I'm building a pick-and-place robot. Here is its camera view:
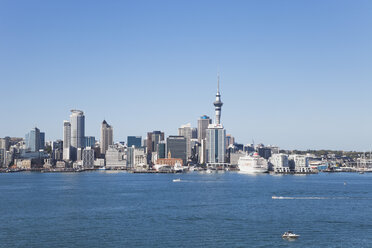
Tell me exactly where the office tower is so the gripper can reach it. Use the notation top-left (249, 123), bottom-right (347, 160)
top-left (167, 136), bottom-right (187, 165)
top-left (82, 147), bottom-right (95, 168)
top-left (85, 136), bottom-right (96, 148)
top-left (25, 127), bottom-right (41, 152)
top-left (39, 132), bottom-right (45, 150)
top-left (0, 137), bottom-right (10, 151)
top-left (197, 115), bottom-right (212, 143)
top-left (191, 128), bottom-right (198, 139)
top-left (52, 140), bottom-right (63, 161)
top-left (146, 131), bottom-right (164, 164)
top-left (226, 134), bottom-right (235, 147)
top-left (70, 110), bottom-right (85, 160)
top-left (127, 136), bottom-right (142, 148)
top-left (206, 74), bottom-right (226, 164)
top-left (157, 141), bottom-right (166, 159)
top-left (178, 123), bottom-right (192, 161)
top-left (100, 120), bottom-right (113, 155)
top-left (63, 120), bottom-right (71, 161)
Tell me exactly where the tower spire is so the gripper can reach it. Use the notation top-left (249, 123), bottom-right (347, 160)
top-left (213, 72), bottom-right (223, 125)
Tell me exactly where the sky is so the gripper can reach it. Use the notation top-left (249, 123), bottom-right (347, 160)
top-left (0, 0), bottom-right (372, 151)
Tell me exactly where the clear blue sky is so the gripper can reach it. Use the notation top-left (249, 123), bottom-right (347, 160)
top-left (1, 0), bottom-right (372, 151)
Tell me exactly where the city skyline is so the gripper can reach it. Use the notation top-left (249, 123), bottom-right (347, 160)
top-left (1, 1), bottom-right (372, 150)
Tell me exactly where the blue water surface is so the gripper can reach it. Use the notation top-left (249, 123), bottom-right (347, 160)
top-left (0, 172), bottom-right (371, 247)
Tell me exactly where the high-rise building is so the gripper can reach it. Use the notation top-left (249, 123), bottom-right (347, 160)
top-left (198, 115), bottom-right (212, 143)
top-left (178, 123), bottom-right (192, 161)
top-left (191, 128), bottom-right (198, 139)
top-left (127, 136), bottom-right (142, 148)
top-left (70, 110), bottom-right (85, 160)
top-left (0, 137), bottom-right (10, 151)
top-left (146, 131), bottom-right (164, 164)
top-left (157, 141), bottom-right (166, 159)
top-left (206, 74), bottom-right (226, 165)
top-left (63, 120), bottom-right (71, 161)
top-left (82, 147), bottom-right (95, 168)
top-left (85, 136), bottom-right (96, 148)
top-left (167, 136), bottom-right (187, 165)
top-left (39, 132), bottom-right (45, 150)
top-left (25, 127), bottom-right (41, 152)
top-left (100, 120), bottom-right (113, 155)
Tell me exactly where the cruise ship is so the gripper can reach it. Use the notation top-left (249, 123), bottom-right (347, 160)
top-left (238, 152), bottom-right (268, 174)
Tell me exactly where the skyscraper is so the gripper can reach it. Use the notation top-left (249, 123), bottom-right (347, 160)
top-left (70, 110), bottom-right (85, 161)
top-left (178, 123), bottom-right (192, 162)
top-left (127, 136), bottom-right (142, 148)
top-left (206, 74), bottom-right (226, 165)
top-left (146, 131), bottom-right (164, 164)
top-left (25, 127), bottom-right (41, 152)
top-left (167, 136), bottom-right (187, 165)
top-left (63, 120), bottom-right (71, 161)
top-left (100, 120), bottom-right (113, 155)
top-left (197, 115), bottom-right (212, 143)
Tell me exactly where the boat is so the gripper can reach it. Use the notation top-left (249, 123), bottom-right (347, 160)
top-left (98, 167), bottom-right (106, 170)
top-left (238, 152), bottom-right (268, 173)
top-left (282, 231), bottom-right (300, 239)
top-left (172, 178), bottom-right (181, 182)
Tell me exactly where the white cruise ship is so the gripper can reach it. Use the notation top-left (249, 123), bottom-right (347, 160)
top-left (238, 152), bottom-right (268, 174)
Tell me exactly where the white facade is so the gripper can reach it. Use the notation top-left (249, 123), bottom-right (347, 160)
top-left (63, 120), bottom-right (71, 161)
top-left (269, 153), bottom-right (290, 173)
top-left (70, 110), bottom-right (85, 150)
top-left (105, 145), bottom-right (126, 169)
top-left (178, 123), bottom-right (192, 161)
top-left (289, 154), bottom-right (311, 173)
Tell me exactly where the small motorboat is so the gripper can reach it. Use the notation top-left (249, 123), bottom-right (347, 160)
top-left (172, 178), bottom-right (181, 182)
top-left (282, 231), bottom-right (300, 239)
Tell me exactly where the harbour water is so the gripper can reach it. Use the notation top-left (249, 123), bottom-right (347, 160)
top-left (1, 172), bottom-right (372, 247)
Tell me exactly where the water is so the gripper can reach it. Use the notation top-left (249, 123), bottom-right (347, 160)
top-left (1, 172), bottom-right (372, 247)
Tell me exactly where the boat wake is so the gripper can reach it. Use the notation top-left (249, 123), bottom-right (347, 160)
top-left (272, 196), bottom-right (348, 200)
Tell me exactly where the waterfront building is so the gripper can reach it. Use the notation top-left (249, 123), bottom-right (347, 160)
top-left (156, 151), bottom-right (183, 166)
top-left (206, 74), bottom-right (226, 165)
top-left (70, 110), bottom-right (85, 160)
top-left (146, 131), bottom-right (164, 164)
top-left (157, 141), bottom-right (166, 159)
top-left (0, 149), bottom-right (4, 168)
top-left (63, 120), bottom-right (71, 161)
top-left (178, 123), bottom-right (192, 161)
top-left (127, 136), bottom-right (142, 148)
top-left (257, 147), bottom-right (272, 160)
top-left (105, 145), bottom-right (126, 169)
top-left (100, 120), bottom-right (113, 155)
top-left (167, 136), bottom-right (187, 165)
top-left (85, 136), bottom-right (96, 148)
top-left (197, 115), bottom-right (212, 143)
top-left (289, 154), bottom-right (311, 173)
top-left (25, 127), bottom-right (41, 152)
top-left (269, 153), bottom-right (290, 173)
top-left (82, 147), bottom-right (95, 168)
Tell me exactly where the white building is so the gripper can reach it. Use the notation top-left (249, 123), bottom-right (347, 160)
top-left (178, 123), bottom-right (192, 161)
top-left (289, 154), bottom-right (311, 173)
top-left (269, 153), bottom-right (290, 173)
top-left (105, 145), bottom-right (126, 169)
top-left (70, 110), bottom-right (85, 160)
top-left (63, 120), bottom-right (71, 161)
